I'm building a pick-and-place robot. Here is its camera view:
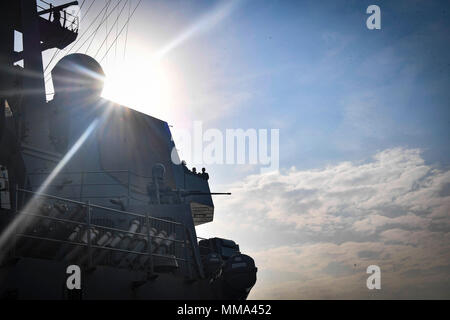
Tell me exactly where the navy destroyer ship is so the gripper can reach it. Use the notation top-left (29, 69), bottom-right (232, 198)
top-left (0, 1), bottom-right (257, 299)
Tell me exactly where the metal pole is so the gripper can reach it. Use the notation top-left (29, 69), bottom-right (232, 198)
top-left (79, 171), bottom-right (84, 201)
top-left (127, 171), bottom-right (130, 207)
top-left (87, 201), bottom-right (92, 268)
top-left (0, 3), bottom-right (14, 143)
top-left (182, 225), bottom-right (192, 279)
top-left (20, 0), bottom-right (46, 104)
top-left (155, 180), bottom-right (160, 205)
top-left (13, 184), bottom-right (19, 258)
top-left (145, 210), bottom-right (154, 276)
top-left (15, 183), bottom-right (19, 213)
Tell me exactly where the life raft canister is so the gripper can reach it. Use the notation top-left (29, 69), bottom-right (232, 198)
top-left (221, 254), bottom-right (257, 299)
top-left (202, 252), bottom-right (223, 278)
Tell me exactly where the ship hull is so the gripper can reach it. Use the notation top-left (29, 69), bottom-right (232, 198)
top-left (0, 257), bottom-right (219, 300)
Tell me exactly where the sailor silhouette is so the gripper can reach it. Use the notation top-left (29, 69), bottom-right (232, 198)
top-left (52, 10), bottom-right (61, 26)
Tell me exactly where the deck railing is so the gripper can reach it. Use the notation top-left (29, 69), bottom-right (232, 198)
top-left (37, 0), bottom-right (79, 32)
top-left (13, 187), bottom-right (195, 279)
top-left (27, 170), bottom-right (155, 206)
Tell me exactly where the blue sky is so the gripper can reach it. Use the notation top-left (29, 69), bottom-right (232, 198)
top-left (44, 0), bottom-right (450, 175)
top-left (96, 0), bottom-right (449, 182)
top-left (187, 0), bottom-right (450, 172)
top-left (42, 0), bottom-right (450, 299)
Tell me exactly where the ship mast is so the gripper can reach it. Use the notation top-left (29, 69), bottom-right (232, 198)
top-left (0, 0), bottom-right (79, 141)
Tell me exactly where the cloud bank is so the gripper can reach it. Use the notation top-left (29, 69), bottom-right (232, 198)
top-left (199, 148), bottom-right (450, 299)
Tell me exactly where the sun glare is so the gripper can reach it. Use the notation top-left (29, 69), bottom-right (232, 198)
top-left (101, 55), bottom-right (173, 120)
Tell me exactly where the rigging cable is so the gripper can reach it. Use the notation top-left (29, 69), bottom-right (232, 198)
top-left (123, 0), bottom-right (131, 59)
top-left (44, 0), bottom-right (139, 100)
top-left (99, 0), bottom-right (142, 64)
top-left (43, 0), bottom-right (100, 87)
top-left (93, 0), bottom-right (129, 60)
top-left (114, 1), bottom-right (120, 61)
top-left (44, 0), bottom-right (121, 85)
top-left (43, 0), bottom-right (91, 74)
top-left (71, 0), bottom-right (122, 57)
top-left (105, 0), bottom-right (108, 63)
top-left (85, 0), bottom-right (112, 54)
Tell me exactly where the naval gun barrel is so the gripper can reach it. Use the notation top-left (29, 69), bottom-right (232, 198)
top-left (179, 191), bottom-right (231, 197)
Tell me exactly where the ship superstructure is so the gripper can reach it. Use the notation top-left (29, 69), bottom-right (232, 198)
top-left (0, 1), bottom-right (256, 299)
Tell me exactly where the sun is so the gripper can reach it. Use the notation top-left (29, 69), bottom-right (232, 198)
top-left (101, 54), bottom-right (173, 120)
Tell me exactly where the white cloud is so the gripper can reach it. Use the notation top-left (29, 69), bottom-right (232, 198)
top-left (198, 147), bottom-right (450, 299)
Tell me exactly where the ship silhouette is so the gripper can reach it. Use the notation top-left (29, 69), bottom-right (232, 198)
top-left (0, 1), bottom-right (257, 299)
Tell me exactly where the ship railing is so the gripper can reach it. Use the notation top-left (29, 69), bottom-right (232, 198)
top-left (12, 187), bottom-right (195, 279)
top-left (37, 0), bottom-right (79, 32)
top-left (27, 170), bottom-right (156, 206)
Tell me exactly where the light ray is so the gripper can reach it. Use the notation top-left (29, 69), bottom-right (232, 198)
top-left (0, 118), bottom-right (101, 256)
top-left (155, 0), bottom-right (240, 59)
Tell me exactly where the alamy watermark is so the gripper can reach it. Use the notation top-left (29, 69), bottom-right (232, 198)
top-left (366, 265), bottom-right (381, 290)
top-left (66, 264), bottom-right (81, 290)
top-left (170, 121), bottom-right (280, 174)
top-left (366, 5), bottom-right (381, 30)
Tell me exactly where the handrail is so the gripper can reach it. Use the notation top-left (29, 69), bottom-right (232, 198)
top-left (14, 186), bottom-right (199, 276)
top-left (27, 170), bottom-right (153, 194)
top-left (15, 234), bottom-right (188, 262)
top-left (19, 210), bottom-right (186, 244)
top-left (27, 169), bottom-right (154, 179)
top-left (37, 0), bottom-right (79, 19)
top-left (36, 0), bottom-right (79, 34)
top-left (17, 188), bottom-right (180, 225)
top-left (26, 169), bottom-right (164, 206)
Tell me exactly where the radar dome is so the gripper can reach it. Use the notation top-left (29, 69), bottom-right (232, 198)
top-left (51, 53), bottom-right (105, 97)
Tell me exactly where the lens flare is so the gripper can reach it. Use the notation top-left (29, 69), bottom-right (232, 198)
top-left (0, 118), bottom-right (100, 257)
